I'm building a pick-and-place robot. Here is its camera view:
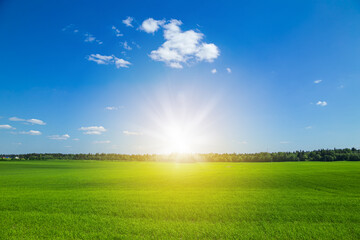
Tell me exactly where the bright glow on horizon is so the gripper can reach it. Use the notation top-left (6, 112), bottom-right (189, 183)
top-left (140, 85), bottom-right (220, 154)
top-left (162, 124), bottom-right (193, 153)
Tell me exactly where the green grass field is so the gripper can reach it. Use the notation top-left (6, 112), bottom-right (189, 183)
top-left (0, 161), bottom-right (359, 239)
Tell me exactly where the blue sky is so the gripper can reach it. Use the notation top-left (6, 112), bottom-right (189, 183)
top-left (1, 0), bottom-right (360, 154)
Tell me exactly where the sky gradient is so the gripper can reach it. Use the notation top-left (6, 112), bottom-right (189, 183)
top-left (1, 0), bottom-right (360, 154)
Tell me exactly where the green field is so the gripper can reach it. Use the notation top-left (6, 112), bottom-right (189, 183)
top-left (0, 161), bottom-right (359, 239)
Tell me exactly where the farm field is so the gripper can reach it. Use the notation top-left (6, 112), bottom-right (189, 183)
top-left (0, 160), bottom-right (359, 239)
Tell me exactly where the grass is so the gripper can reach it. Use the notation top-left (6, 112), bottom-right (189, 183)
top-left (0, 160), bottom-right (359, 239)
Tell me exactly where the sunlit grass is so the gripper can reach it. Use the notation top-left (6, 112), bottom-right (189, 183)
top-left (0, 161), bottom-right (359, 239)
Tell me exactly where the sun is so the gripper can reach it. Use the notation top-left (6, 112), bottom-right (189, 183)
top-left (163, 125), bottom-right (192, 154)
top-left (140, 85), bottom-right (219, 154)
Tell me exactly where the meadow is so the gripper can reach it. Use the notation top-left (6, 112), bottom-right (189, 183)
top-left (0, 160), bottom-right (359, 239)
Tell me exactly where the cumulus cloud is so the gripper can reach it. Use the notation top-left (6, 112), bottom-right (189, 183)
top-left (48, 134), bottom-right (70, 140)
top-left (314, 79), bottom-right (322, 84)
top-left (93, 140), bottom-right (111, 144)
top-left (87, 54), bottom-right (131, 68)
top-left (148, 19), bottom-right (220, 68)
top-left (9, 117), bottom-right (46, 125)
top-left (123, 130), bottom-right (142, 136)
top-left (20, 130), bottom-right (42, 135)
top-left (79, 126), bottom-right (107, 135)
top-left (140, 18), bottom-right (165, 33)
top-left (84, 33), bottom-right (103, 44)
top-left (226, 67), bottom-right (232, 73)
top-left (211, 69), bottom-right (217, 74)
top-left (123, 17), bottom-right (134, 27)
top-left (112, 26), bottom-right (123, 37)
top-left (0, 124), bottom-right (14, 129)
top-left (316, 101), bottom-right (327, 107)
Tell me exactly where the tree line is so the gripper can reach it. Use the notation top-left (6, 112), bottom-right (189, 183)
top-left (1, 148), bottom-right (360, 162)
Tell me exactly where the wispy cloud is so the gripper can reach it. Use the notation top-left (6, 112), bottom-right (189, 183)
top-left (314, 79), bottom-right (322, 84)
top-left (62, 24), bottom-right (78, 33)
top-left (84, 33), bottom-right (103, 44)
top-left (9, 117), bottom-right (46, 125)
top-left (123, 130), bottom-right (142, 136)
top-left (48, 134), bottom-right (70, 140)
top-left (122, 17), bottom-right (134, 27)
top-left (0, 124), bottom-right (14, 129)
top-left (93, 140), bottom-right (111, 144)
top-left (72, 138), bottom-right (80, 141)
top-left (140, 18), bottom-right (165, 33)
top-left (211, 69), bottom-right (217, 74)
top-left (87, 54), bottom-right (131, 68)
top-left (122, 41), bottom-right (132, 50)
top-left (105, 106), bottom-right (124, 110)
top-left (147, 19), bottom-right (220, 69)
top-left (305, 126), bottom-right (313, 129)
top-left (112, 25), bottom-right (123, 37)
top-left (27, 119), bottom-right (46, 125)
top-left (79, 126), bottom-right (107, 135)
top-left (226, 67), bottom-right (232, 73)
top-left (20, 130), bottom-right (42, 135)
top-left (316, 101), bottom-right (327, 107)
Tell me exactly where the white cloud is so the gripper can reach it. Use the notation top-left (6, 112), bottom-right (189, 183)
top-left (140, 18), bottom-right (165, 33)
top-left (105, 106), bottom-right (124, 110)
top-left (114, 58), bottom-right (131, 68)
top-left (316, 101), bottom-right (327, 107)
top-left (305, 126), bottom-right (313, 129)
top-left (48, 134), bottom-right (70, 140)
top-left (73, 138), bottom-right (80, 141)
top-left (27, 119), bottom-right (46, 125)
top-left (0, 124), bottom-right (14, 129)
top-left (62, 24), bottom-right (75, 32)
top-left (105, 106), bottom-right (117, 110)
top-left (149, 19), bottom-right (220, 68)
top-left (123, 41), bottom-right (132, 50)
top-left (123, 130), bottom-right (142, 136)
top-left (9, 117), bottom-right (46, 125)
top-left (314, 79), bottom-right (322, 84)
top-left (226, 67), bottom-right (231, 73)
top-left (79, 126), bottom-right (107, 135)
top-left (87, 54), bottom-right (131, 68)
top-left (87, 54), bottom-right (113, 65)
top-left (123, 17), bottom-right (134, 27)
top-left (195, 43), bottom-right (219, 62)
top-left (112, 26), bottom-right (123, 37)
top-left (211, 69), bottom-right (217, 74)
top-left (84, 33), bottom-right (103, 44)
top-left (9, 117), bottom-right (25, 122)
top-left (20, 130), bottom-right (42, 135)
top-left (93, 140), bottom-right (111, 144)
